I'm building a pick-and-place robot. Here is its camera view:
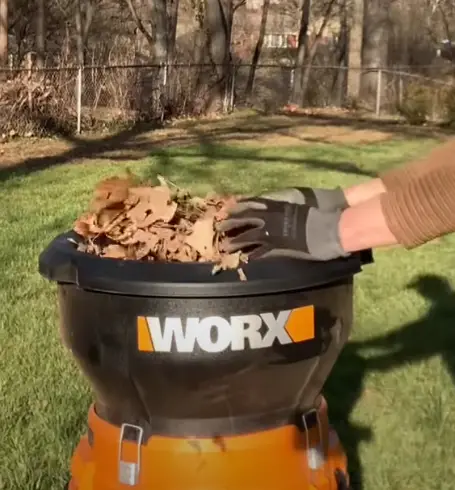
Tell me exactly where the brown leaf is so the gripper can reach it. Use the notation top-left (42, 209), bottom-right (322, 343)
top-left (126, 185), bottom-right (176, 227)
top-left (91, 176), bottom-right (132, 212)
top-left (97, 208), bottom-right (123, 228)
top-left (215, 196), bottom-right (238, 221)
top-left (74, 174), bottom-right (249, 276)
top-left (141, 201), bottom-right (177, 227)
top-left (185, 218), bottom-right (214, 258)
top-left (135, 242), bottom-right (154, 260)
top-left (172, 244), bottom-right (195, 262)
top-left (74, 217), bottom-right (90, 238)
top-left (102, 212), bottom-right (129, 235)
top-left (102, 244), bottom-right (127, 259)
top-left (212, 252), bottom-right (241, 274)
top-left (108, 222), bottom-right (136, 242)
top-left (120, 229), bottom-right (152, 245)
top-left (73, 213), bottom-right (102, 237)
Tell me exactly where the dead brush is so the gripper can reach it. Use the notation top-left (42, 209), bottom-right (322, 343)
top-left (0, 74), bottom-right (75, 138)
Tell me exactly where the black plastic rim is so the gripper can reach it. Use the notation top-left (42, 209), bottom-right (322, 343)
top-left (38, 231), bottom-right (373, 298)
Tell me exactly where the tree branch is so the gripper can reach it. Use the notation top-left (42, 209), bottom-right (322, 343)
top-left (233, 0), bottom-right (246, 12)
top-left (82, 0), bottom-right (94, 45)
top-left (314, 0), bottom-right (337, 39)
top-left (123, 0), bottom-right (154, 45)
top-left (438, 2), bottom-right (452, 42)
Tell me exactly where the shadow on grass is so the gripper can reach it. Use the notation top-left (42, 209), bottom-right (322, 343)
top-left (325, 274), bottom-right (455, 489)
top-left (0, 110), bottom-right (448, 183)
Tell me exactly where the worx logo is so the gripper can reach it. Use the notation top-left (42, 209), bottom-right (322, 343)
top-left (137, 306), bottom-right (315, 353)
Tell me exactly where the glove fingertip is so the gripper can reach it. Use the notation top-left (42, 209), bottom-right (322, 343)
top-left (216, 220), bottom-right (232, 233)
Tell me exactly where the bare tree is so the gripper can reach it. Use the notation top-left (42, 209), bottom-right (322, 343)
top-left (0, 0), bottom-right (7, 66)
top-left (245, 0), bottom-right (270, 97)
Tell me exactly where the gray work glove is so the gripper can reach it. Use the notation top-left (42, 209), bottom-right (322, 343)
top-left (261, 186), bottom-right (348, 211)
top-left (218, 197), bottom-right (350, 261)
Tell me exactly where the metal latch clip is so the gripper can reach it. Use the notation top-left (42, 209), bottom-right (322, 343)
top-left (118, 423), bottom-right (144, 486)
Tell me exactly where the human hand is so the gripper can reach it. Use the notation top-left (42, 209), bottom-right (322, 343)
top-left (218, 197), bottom-right (350, 261)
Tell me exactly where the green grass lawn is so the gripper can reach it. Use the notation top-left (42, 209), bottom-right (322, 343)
top-left (2, 135), bottom-right (455, 490)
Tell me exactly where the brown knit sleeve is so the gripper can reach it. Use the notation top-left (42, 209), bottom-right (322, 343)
top-left (380, 137), bottom-right (455, 191)
top-left (380, 162), bottom-right (455, 248)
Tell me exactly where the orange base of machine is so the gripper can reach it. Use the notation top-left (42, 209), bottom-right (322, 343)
top-left (68, 401), bottom-right (349, 490)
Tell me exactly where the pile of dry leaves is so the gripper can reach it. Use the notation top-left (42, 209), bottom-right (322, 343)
top-left (72, 173), bottom-right (248, 279)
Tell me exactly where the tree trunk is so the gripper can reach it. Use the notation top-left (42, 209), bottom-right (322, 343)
top-left (299, 0), bottom-right (337, 105)
top-left (149, 0), bottom-right (168, 63)
top-left (75, 0), bottom-right (93, 66)
top-left (361, 0), bottom-right (390, 105)
top-left (0, 0), bottom-right (7, 66)
top-left (224, 0), bottom-right (234, 48)
top-left (124, 0), bottom-right (154, 49)
top-left (332, 0), bottom-right (348, 105)
top-left (290, 0), bottom-right (311, 106)
top-left (75, 0), bottom-right (85, 65)
top-left (299, 38), bottom-right (321, 105)
top-left (245, 0), bottom-right (270, 97)
top-left (125, 0), bottom-right (179, 64)
top-left (204, 0), bottom-right (231, 78)
top-left (36, 0), bottom-right (46, 68)
top-left (203, 0), bottom-right (231, 111)
top-left (347, 0), bottom-right (363, 100)
top-left (167, 0), bottom-right (179, 62)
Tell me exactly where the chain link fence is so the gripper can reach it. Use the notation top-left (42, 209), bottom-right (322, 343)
top-left (0, 63), bottom-right (454, 135)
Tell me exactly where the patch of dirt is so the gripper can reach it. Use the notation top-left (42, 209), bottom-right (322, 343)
top-left (0, 110), bottom-right (450, 170)
top-left (226, 125), bottom-right (393, 147)
top-left (0, 138), bottom-right (71, 167)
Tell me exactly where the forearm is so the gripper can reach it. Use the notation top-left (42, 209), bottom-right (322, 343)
top-left (379, 137), bottom-right (455, 191)
top-left (343, 178), bottom-right (386, 207)
top-left (338, 196), bottom-right (398, 252)
top-left (338, 162), bottom-right (455, 253)
top-left (342, 137), bottom-right (455, 206)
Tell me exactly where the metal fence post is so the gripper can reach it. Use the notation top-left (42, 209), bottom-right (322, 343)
top-left (229, 64), bottom-right (236, 112)
top-left (162, 62), bottom-right (168, 87)
top-left (398, 75), bottom-right (403, 107)
top-left (223, 64), bottom-right (230, 113)
top-left (375, 69), bottom-right (382, 117)
top-left (289, 68), bottom-right (295, 104)
top-left (432, 87), bottom-right (438, 122)
top-left (76, 66), bottom-right (82, 134)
